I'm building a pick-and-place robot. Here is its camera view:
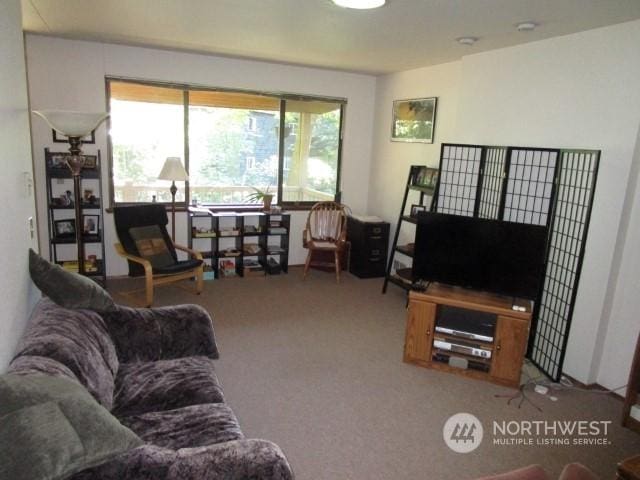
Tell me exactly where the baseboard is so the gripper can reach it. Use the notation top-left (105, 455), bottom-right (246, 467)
top-left (561, 373), bottom-right (624, 401)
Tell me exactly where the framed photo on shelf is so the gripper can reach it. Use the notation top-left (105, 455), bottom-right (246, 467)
top-left (414, 166), bottom-right (439, 190)
top-left (391, 97), bottom-right (437, 143)
top-left (82, 155), bottom-right (98, 170)
top-left (410, 204), bottom-right (426, 218)
top-left (47, 153), bottom-right (69, 169)
top-left (83, 215), bottom-right (99, 235)
top-left (54, 219), bottom-right (76, 237)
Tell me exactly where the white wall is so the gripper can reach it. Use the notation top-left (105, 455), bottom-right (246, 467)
top-left (596, 122), bottom-right (640, 393)
top-left (25, 35), bottom-right (377, 275)
top-left (368, 61), bottom-right (461, 249)
top-left (369, 20), bottom-right (640, 388)
top-left (0, 0), bottom-right (39, 370)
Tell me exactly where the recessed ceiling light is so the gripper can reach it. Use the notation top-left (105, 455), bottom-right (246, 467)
top-left (516, 21), bottom-right (538, 32)
top-left (457, 37), bottom-right (478, 46)
top-left (332, 0), bottom-right (386, 9)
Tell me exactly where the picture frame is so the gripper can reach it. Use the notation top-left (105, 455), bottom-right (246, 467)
top-left (391, 97), bottom-right (437, 143)
top-left (48, 153), bottom-right (69, 169)
top-left (410, 204), bottom-right (426, 218)
top-left (54, 219), bottom-right (76, 237)
top-left (82, 155), bottom-right (98, 170)
top-left (414, 166), bottom-right (439, 190)
top-left (52, 129), bottom-right (95, 144)
top-left (83, 215), bottom-right (99, 235)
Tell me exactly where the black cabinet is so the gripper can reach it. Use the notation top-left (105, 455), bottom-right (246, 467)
top-left (347, 216), bottom-right (389, 278)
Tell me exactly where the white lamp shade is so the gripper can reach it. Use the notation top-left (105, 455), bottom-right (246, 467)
top-left (32, 110), bottom-right (109, 137)
top-left (158, 157), bottom-right (188, 181)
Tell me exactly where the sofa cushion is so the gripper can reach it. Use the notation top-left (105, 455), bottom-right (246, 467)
top-left (0, 374), bottom-right (142, 480)
top-left (12, 298), bottom-right (119, 410)
top-left (29, 248), bottom-right (116, 312)
top-left (129, 225), bottom-right (176, 269)
top-left (122, 403), bottom-right (243, 450)
top-left (113, 356), bottom-right (224, 417)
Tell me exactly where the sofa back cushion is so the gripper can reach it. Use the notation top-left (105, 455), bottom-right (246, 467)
top-left (11, 299), bottom-right (119, 410)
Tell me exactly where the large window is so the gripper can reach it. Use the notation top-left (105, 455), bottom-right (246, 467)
top-left (108, 79), bottom-right (344, 207)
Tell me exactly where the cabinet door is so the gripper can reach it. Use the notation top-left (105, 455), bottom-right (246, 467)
top-left (404, 300), bottom-right (436, 364)
top-left (491, 315), bottom-right (530, 383)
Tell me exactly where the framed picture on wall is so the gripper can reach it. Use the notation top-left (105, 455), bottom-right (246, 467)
top-left (391, 97), bottom-right (437, 143)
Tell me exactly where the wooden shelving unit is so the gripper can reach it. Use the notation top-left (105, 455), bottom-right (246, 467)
top-left (45, 148), bottom-right (106, 284)
top-left (188, 207), bottom-right (290, 279)
top-left (404, 284), bottom-right (533, 388)
top-left (622, 333), bottom-right (640, 434)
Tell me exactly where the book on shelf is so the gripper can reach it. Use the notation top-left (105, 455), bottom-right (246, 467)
top-left (218, 259), bottom-right (236, 277)
top-left (60, 260), bottom-right (98, 273)
top-left (269, 227), bottom-right (287, 234)
top-left (219, 228), bottom-right (240, 236)
top-left (267, 246), bottom-right (285, 254)
top-left (243, 243), bottom-right (261, 255)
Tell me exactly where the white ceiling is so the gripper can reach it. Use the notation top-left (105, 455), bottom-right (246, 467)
top-left (21, 0), bottom-right (640, 75)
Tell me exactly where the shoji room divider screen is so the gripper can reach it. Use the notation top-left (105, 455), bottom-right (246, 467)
top-left (433, 143), bottom-right (600, 381)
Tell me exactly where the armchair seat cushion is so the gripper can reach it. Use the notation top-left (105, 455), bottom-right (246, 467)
top-left (122, 404), bottom-right (243, 450)
top-left (113, 356), bottom-right (224, 417)
top-left (308, 240), bottom-right (341, 250)
top-left (152, 258), bottom-right (203, 275)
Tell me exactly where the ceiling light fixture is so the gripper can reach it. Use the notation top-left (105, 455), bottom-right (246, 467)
top-left (457, 37), bottom-right (477, 46)
top-left (332, 0), bottom-right (385, 9)
top-left (516, 21), bottom-right (537, 32)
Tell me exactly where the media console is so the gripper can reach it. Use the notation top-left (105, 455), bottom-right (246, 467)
top-left (403, 283), bottom-right (533, 388)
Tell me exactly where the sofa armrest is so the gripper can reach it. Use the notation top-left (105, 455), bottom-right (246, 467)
top-left (102, 304), bottom-right (219, 363)
top-left (72, 440), bottom-right (293, 480)
top-left (170, 439), bottom-right (294, 480)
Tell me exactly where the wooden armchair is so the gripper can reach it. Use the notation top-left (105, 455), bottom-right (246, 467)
top-left (303, 201), bottom-right (348, 283)
top-left (113, 204), bottom-right (204, 307)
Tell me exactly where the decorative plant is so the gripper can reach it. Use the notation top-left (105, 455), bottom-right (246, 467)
top-left (245, 186), bottom-right (273, 203)
top-left (245, 186), bottom-right (274, 210)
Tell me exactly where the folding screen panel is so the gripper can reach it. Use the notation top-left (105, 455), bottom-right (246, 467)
top-left (528, 149), bottom-right (600, 380)
top-left (433, 144), bottom-right (599, 381)
top-left (502, 148), bottom-right (559, 226)
top-left (435, 144), bottom-right (483, 216)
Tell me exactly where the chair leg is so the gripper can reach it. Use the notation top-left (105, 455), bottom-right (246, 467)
top-left (334, 250), bottom-right (341, 283)
top-left (303, 250), bottom-right (312, 279)
top-left (195, 266), bottom-right (204, 294)
top-left (145, 273), bottom-right (154, 307)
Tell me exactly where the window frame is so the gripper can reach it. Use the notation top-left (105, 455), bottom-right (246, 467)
top-left (106, 77), bottom-right (346, 209)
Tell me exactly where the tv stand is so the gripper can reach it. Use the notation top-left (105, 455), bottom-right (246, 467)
top-left (403, 283), bottom-right (533, 388)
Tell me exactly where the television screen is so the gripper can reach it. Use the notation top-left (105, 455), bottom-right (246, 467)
top-left (412, 212), bottom-right (548, 299)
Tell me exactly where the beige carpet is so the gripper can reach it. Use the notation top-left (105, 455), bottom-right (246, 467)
top-left (108, 268), bottom-right (640, 480)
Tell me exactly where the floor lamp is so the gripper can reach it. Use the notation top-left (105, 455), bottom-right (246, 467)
top-left (158, 157), bottom-right (188, 242)
top-left (33, 110), bottom-right (109, 275)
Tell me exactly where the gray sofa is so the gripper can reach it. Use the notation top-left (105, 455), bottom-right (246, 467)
top-left (8, 298), bottom-right (294, 480)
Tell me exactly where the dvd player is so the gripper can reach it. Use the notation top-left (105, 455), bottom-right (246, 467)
top-left (434, 326), bottom-right (493, 343)
top-left (435, 305), bottom-right (496, 342)
top-left (433, 337), bottom-right (492, 359)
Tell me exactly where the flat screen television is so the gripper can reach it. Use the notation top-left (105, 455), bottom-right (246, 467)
top-left (412, 212), bottom-right (549, 300)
